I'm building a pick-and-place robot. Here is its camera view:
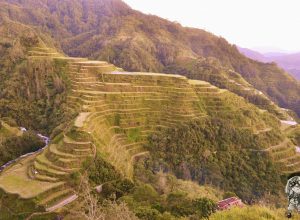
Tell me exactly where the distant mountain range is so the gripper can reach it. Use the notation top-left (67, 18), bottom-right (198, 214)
top-left (238, 47), bottom-right (300, 80)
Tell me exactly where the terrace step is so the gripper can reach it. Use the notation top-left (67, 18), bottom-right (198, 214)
top-left (46, 194), bottom-right (78, 212)
top-left (34, 174), bottom-right (60, 183)
top-left (63, 136), bottom-right (92, 148)
top-left (39, 188), bottom-right (74, 207)
top-left (278, 153), bottom-right (300, 164)
top-left (49, 144), bottom-right (80, 159)
top-left (35, 153), bottom-right (77, 173)
top-left (34, 161), bottom-right (69, 178)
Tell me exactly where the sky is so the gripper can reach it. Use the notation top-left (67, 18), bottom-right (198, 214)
top-left (123, 0), bottom-right (300, 53)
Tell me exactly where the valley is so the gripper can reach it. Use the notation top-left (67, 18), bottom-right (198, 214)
top-left (0, 43), bottom-right (298, 219)
top-left (0, 0), bottom-right (299, 219)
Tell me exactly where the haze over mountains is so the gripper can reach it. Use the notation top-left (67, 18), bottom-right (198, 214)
top-left (239, 47), bottom-right (300, 80)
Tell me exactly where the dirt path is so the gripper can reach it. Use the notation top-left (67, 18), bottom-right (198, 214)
top-left (254, 127), bottom-right (272, 135)
top-left (250, 138), bottom-right (290, 152)
top-left (46, 194), bottom-right (78, 212)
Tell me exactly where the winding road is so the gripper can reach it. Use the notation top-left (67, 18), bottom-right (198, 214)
top-left (0, 128), bottom-right (50, 173)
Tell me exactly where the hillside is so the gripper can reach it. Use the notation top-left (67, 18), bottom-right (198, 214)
top-left (0, 40), bottom-right (295, 218)
top-left (0, 0), bottom-right (300, 219)
top-left (0, 0), bottom-right (299, 117)
top-left (0, 119), bottom-right (45, 170)
top-left (0, 19), bottom-right (75, 134)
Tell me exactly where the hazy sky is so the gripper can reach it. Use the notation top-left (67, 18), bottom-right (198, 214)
top-left (123, 0), bottom-right (300, 53)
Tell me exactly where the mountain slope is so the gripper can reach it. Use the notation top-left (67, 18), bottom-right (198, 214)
top-left (0, 43), bottom-right (291, 218)
top-left (0, 18), bottom-right (75, 134)
top-left (0, 5), bottom-right (298, 217)
top-left (1, 0), bottom-right (299, 117)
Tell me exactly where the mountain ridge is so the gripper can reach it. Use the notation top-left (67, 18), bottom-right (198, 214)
top-left (1, 0), bottom-right (299, 116)
top-left (0, 1), bottom-right (300, 218)
top-left (238, 47), bottom-right (300, 80)
top-left (0, 43), bottom-right (291, 218)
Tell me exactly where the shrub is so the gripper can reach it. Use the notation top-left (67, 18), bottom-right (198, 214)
top-left (135, 206), bottom-right (160, 220)
top-left (102, 179), bottom-right (135, 199)
top-left (0, 131), bottom-right (44, 165)
top-left (193, 198), bottom-right (216, 219)
top-left (82, 154), bottom-right (121, 185)
top-left (166, 191), bottom-right (194, 217)
top-left (132, 184), bottom-right (160, 204)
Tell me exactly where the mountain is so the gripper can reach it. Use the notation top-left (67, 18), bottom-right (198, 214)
top-left (238, 47), bottom-right (268, 62)
top-left (0, 0), bottom-right (300, 219)
top-left (0, 0), bottom-right (300, 117)
top-left (0, 41), bottom-right (291, 220)
top-left (238, 47), bottom-right (300, 80)
top-left (266, 53), bottom-right (300, 80)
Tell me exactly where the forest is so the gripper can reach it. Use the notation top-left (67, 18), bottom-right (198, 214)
top-left (146, 118), bottom-right (284, 203)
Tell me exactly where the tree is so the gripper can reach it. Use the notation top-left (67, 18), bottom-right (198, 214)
top-left (74, 175), bottom-right (138, 220)
top-left (193, 198), bottom-right (216, 219)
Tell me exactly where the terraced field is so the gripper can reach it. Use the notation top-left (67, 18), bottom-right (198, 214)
top-left (67, 62), bottom-right (208, 177)
top-left (0, 46), bottom-right (291, 215)
top-left (250, 134), bottom-right (300, 174)
top-left (273, 123), bottom-right (300, 174)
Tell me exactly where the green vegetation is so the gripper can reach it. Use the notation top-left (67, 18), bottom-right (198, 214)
top-left (165, 59), bottom-right (287, 117)
top-left (120, 183), bottom-right (217, 219)
top-left (210, 206), bottom-right (299, 220)
top-left (0, 130), bottom-right (44, 166)
top-left (0, 45), bottom-right (291, 218)
top-left (127, 128), bottom-right (141, 143)
top-left (0, 28), bottom-right (73, 135)
top-left (0, 0), bottom-right (299, 117)
top-left (286, 125), bottom-right (300, 146)
top-left (82, 153), bottom-right (122, 185)
top-left (146, 118), bottom-right (284, 202)
top-left (0, 2), bottom-right (298, 218)
top-left (77, 153), bottom-right (219, 219)
top-left (0, 188), bottom-right (44, 220)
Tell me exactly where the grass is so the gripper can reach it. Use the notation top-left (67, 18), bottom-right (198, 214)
top-left (0, 121), bottom-right (22, 138)
top-left (0, 188), bottom-right (45, 220)
top-left (210, 206), bottom-right (299, 220)
top-left (171, 179), bottom-right (222, 201)
top-left (0, 155), bottom-right (63, 199)
top-left (127, 128), bottom-right (141, 143)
